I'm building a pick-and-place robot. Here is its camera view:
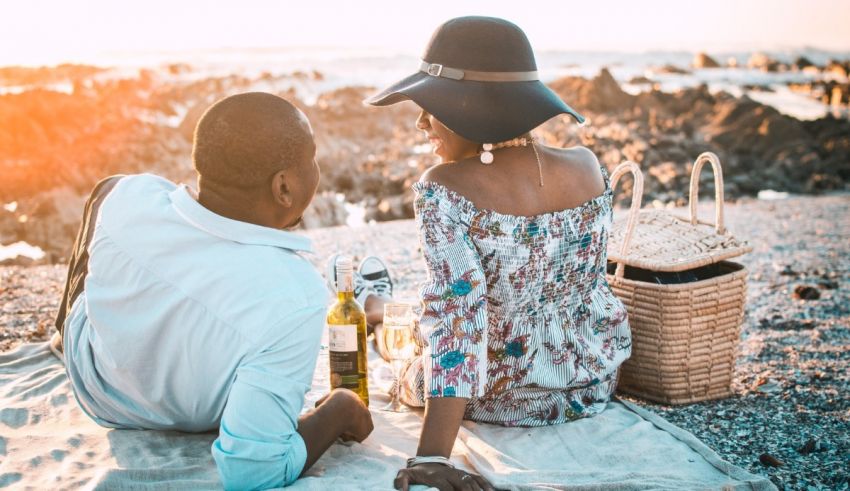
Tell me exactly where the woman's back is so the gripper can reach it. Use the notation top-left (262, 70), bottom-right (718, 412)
top-left (413, 149), bottom-right (631, 426)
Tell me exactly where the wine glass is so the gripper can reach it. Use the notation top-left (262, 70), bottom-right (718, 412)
top-left (379, 303), bottom-right (417, 412)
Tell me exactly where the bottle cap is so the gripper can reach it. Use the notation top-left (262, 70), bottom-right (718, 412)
top-left (336, 255), bottom-right (354, 293)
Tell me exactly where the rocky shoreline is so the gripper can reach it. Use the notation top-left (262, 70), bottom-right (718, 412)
top-left (1, 194), bottom-right (847, 490)
top-left (2, 61), bottom-right (849, 263)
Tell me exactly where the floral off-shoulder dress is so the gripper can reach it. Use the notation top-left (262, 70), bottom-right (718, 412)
top-left (398, 166), bottom-right (631, 427)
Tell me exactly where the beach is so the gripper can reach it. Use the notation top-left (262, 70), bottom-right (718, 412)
top-left (1, 193), bottom-right (847, 489)
top-left (0, 42), bottom-right (849, 490)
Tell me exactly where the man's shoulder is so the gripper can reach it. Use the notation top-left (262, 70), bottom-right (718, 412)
top-left (102, 174), bottom-right (175, 210)
top-left (114, 173), bottom-right (175, 191)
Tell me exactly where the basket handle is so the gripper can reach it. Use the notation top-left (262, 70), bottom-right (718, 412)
top-left (609, 161), bottom-right (644, 278)
top-left (688, 152), bottom-right (726, 235)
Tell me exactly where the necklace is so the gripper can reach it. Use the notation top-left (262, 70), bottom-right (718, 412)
top-left (479, 136), bottom-right (545, 187)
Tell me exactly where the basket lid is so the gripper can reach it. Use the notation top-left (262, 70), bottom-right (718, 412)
top-left (608, 209), bottom-right (752, 272)
top-left (606, 154), bottom-right (752, 274)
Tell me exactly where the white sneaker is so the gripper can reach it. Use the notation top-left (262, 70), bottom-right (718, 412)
top-left (358, 256), bottom-right (394, 300)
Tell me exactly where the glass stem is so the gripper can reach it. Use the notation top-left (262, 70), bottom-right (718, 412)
top-left (391, 359), bottom-right (401, 404)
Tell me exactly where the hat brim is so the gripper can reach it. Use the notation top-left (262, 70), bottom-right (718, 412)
top-left (365, 71), bottom-right (585, 143)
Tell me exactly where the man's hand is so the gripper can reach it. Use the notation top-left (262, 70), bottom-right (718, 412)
top-left (314, 389), bottom-right (373, 442)
top-left (298, 389), bottom-right (373, 475)
top-left (394, 463), bottom-right (495, 491)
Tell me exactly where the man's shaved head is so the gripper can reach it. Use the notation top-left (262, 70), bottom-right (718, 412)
top-left (192, 92), bottom-right (315, 189)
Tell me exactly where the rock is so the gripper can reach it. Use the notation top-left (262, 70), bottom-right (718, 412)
top-left (0, 210), bottom-right (20, 243)
top-left (300, 192), bottom-right (348, 228)
top-left (549, 68), bottom-right (634, 113)
top-left (748, 53), bottom-right (783, 72)
top-left (654, 64), bottom-right (690, 75)
top-left (825, 60), bottom-right (849, 79)
top-left (628, 75), bottom-right (654, 85)
top-left (766, 318), bottom-right (816, 330)
top-left (793, 285), bottom-right (821, 300)
top-left (792, 56), bottom-right (816, 71)
top-left (758, 453), bottom-right (784, 467)
top-left (0, 256), bottom-right (36, 267)
top-left (742, 84), bottom-right (774, 93)
top-left (798, 438), bottom-right (824, 455)
top-left (13, 187), bottom-right (86, 261)
top-left (756, 381), bottom-right (782, 393)
top-left (166, 63), bottom-right (192, 75)
top-left (177, 101), bottom-right (213, 142)
top-left (368, 194), bottom-right (415, 222)
top-left (693, 52), bottom-right (721, 69)
top-left (817, 280), bottom-right (838, 290)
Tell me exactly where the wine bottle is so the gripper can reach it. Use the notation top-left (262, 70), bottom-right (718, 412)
top-left (326, 256), bottom-right (369, 406)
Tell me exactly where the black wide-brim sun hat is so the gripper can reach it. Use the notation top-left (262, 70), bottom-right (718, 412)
top-left (366, 16), bottom-right (585, 144)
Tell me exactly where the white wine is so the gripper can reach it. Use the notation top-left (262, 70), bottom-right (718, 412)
top-left (326, 256), bottom-right (369, 406)
top-left (379, 324), bottom-right (417, 362)
top-left (379, 302), bottom-right (416, 413)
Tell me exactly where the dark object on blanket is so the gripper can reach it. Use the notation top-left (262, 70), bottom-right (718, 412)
top-left (758, 453), bottom-right (784, 467)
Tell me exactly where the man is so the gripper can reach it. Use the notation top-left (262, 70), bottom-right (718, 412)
top-left (51, 92), bottom-right (373, 489)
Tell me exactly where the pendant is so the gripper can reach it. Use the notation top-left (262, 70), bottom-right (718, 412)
top-left (480, 143), bottom-right (494, 164)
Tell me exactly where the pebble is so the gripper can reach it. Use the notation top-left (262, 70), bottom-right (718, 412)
top-left (759, 453), bottom-right (784, 467)
top-left (797, 438), bottom-right (827, 455)
top-left (793, 285), bottom-right (821, 300)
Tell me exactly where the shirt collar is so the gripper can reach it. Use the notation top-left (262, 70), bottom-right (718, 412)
top-left (169, 184), bottom-right (313, 253)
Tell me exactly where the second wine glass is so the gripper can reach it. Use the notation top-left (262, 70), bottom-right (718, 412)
top-left (379, 303), bottom-right (416, 412)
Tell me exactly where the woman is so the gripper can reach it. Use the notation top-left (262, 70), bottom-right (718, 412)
top-left (367, 17), bottom-right (631, 491)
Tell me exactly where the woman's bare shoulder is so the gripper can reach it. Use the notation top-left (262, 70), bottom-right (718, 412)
top-left (419, 162), bottom-right (463, 188)
top-left (548, 145), bottom-right (605, 192)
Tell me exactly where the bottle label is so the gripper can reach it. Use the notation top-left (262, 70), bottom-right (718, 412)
top-left (328, 324), bottom-right (360, 389)
top-left (329, 324), bottom-right (358, 351)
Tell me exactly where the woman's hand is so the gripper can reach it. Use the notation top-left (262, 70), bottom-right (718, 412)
top-left (394, 463), bottom-right (495, 491)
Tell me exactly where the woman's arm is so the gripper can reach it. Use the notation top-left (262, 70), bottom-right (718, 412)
top-left (417, 397), bottom-right (468, 457)
top-left (394, 184), bottom-right (496, 490)
top-left (395, 396), bottom-right (494, 491)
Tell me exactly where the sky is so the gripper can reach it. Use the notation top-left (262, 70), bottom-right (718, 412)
top-left (2, 0), bottom-right (849, 66)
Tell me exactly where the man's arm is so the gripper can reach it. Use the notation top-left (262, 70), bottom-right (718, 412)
top-left (297, 389), bottom-right (373, 473)
top-left (212, 307), bottom-right (372, 489)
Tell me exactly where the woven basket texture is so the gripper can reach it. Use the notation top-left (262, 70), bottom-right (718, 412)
top-left (607, 153), bottom-right (749, 405)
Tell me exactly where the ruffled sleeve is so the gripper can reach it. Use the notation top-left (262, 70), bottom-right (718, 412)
top-left (413, 182), bottom-right (488, 400)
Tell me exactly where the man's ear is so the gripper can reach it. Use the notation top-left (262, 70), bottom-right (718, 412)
top-left (271, 170), bottom-right (292, 207)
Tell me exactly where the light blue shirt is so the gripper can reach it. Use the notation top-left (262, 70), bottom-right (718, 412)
top-left (63, 174), bottom-right (329, 489)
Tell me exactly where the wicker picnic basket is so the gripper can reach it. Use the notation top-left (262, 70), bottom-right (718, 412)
top-left (607, 152), bottom-right (752, 405)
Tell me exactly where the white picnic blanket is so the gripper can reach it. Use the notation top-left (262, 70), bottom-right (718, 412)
top-left (0, 342), bottom-right (775, 490)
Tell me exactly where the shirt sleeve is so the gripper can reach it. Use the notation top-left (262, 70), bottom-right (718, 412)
top-left (211, 305), bottom-right (325, 490)
top-left (414, 183), bottom-right (488, 400)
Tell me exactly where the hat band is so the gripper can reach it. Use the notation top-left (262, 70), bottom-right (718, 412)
top-left (419, 61), bottom-right (538, 82)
